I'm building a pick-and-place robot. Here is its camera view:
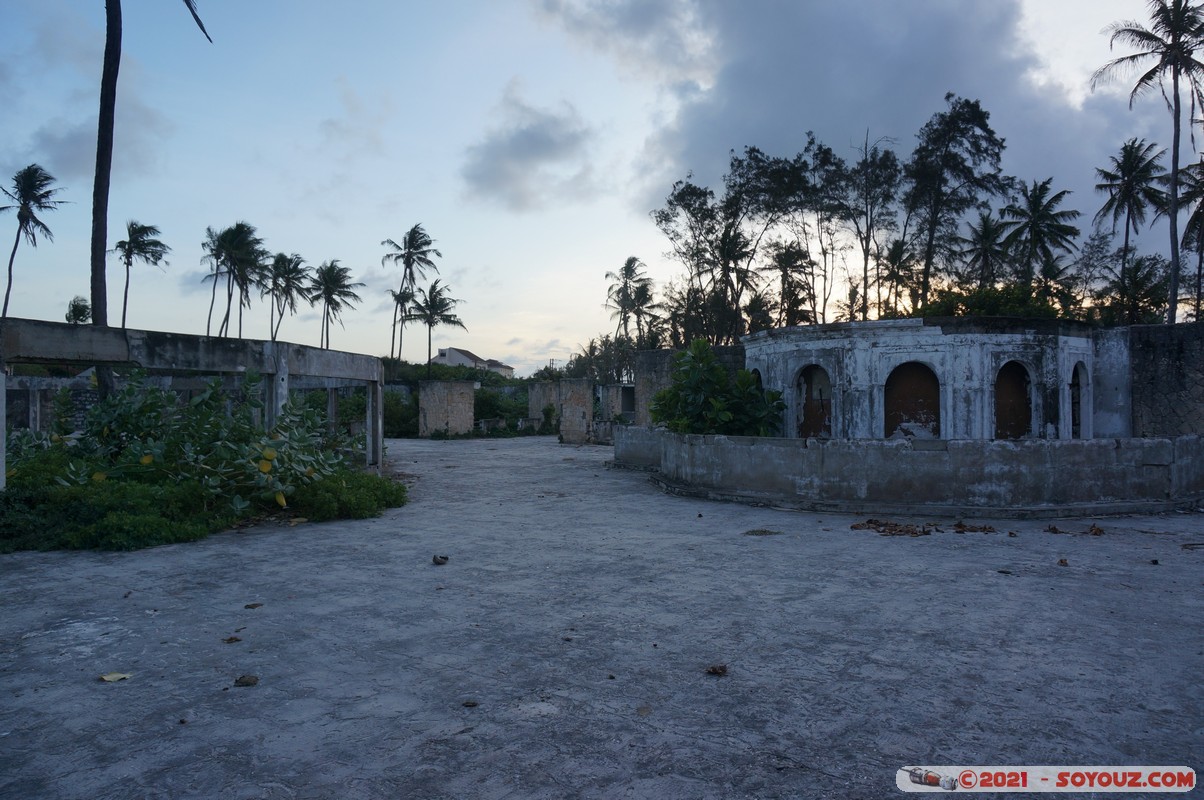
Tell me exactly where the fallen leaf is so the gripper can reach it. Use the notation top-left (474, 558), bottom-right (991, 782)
top-left (997, 569), bottom-right (1013, 575)
top-left (1057, 558), bottom-right (1069, 567)
top-left (244, 603), bottom-right (263, 609)
top-left (223, 636), bottom-right (242, 644)
top-left (1088, 524), bottom-right (1105, 536)
top-left (1008, 531), bottom-right (1018, 537)
top-left (462, 700), bottom-right (479, 708)
top-left (233, 675), bottom-right (259, 687)
top-left (99, 672), bottom-right (131, 682)
top-left (705, 664), bottom-right (728, 676)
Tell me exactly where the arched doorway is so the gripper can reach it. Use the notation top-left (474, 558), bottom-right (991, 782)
top-left (884, 362), bottom-right (940, 438)
top-left (994, 360), bottom-right (1031, 439)
top-left (1069, 361), bottom-right (1088, 439)
top-left (796, 365), bottom-right (832, 438)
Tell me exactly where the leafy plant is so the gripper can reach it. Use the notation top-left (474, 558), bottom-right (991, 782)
top-left (651, 339), bottom-right (785, 436)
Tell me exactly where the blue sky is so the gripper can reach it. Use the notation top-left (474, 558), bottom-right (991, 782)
top-left (0, 0), bottom-right (1167, 375)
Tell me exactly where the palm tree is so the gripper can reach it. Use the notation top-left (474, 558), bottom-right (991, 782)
top-left (263, 252), bottom-right (311, 341)
top-left (381, 224), bottom-right (441, 358)
top-left (387, 286), bottom-right (414, 359)
top-left (405, 279), bottom-right (467, 377)
top-left (112, 220), bottom-right (169, 328)
top-left (958, 211), bottom-right (1010, 289)
top-left (1094, 138), bottom-right (1168, 276)
top-left (200, 222), bottom-right (264, 338)
top-left (1179, 158), bottom-right (1204, 316)
top-left (92, 1), bottom-right (210, 327)
top-left (1000, 178), bottom-right (1082, 286)
top-left (1092, 0), bottom-right (1204, 323)
top-left (605, 256), bottom-right (653, 339)
top-left (2, 164), bottom-right (64, 318)
top-left (309, 259), bottom-right (363, 349)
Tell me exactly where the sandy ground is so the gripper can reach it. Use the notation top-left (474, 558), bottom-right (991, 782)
top-left (1, 437), bottom-right (1200, 799)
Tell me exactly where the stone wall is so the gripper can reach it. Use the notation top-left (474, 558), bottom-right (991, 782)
top-left (1129, 322), bottom-right (1204, 436)
top-left (418, 380), bottom-right (475, 437)
top-left (614, 426), bottom-right (1204, 517)
top-left (558, 378), bottom-right (594, 444)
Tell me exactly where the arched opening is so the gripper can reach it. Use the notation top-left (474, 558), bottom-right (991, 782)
top-left (884, 362), bottom-right (940, 439)
top-left (796, 365), bottom-right (832, 438)
top-left (994, 360), bottom-right (1032, 439)
top-left (1069, 361), bottom-right (1087, 439)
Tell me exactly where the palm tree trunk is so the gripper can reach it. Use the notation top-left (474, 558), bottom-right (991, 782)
top-left (269, 292), bottom-right (276, 342)
top-left (1168, 66), bottom-right (1183, 324)
top-left (121, 259), bottom-right (130, 328)
top-left (206, 272), bottom-right (218, 336)
top-left (427, 323), bottom-right (433, 378)
top-left (90, 0), bottom-right (120, 329)
top-left (389, 303), bottom-right (398, 359)
top-left (397, 319), bottom-right (406, 360)
top-left (3, 227), bottom-right (22, 319)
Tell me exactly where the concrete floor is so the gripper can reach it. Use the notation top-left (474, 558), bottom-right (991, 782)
top-left (1, 437), bottom-right (1200, 799)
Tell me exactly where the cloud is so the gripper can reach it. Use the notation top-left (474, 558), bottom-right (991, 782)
top-left (545, 0), bottom-right (1148, 228)
top-left (317, 77), bottom-right (391, 163)
top-left (461, 83), bottom-right (597, 211)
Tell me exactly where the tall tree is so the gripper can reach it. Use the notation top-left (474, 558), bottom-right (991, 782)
top-left (92, 0), bottom-right (210, 327)
top-left (605, 256), bottom-right (653, 340)
top-left (902, 94), bottom-right (1007, 311)
top-left (112, 220), bottom-right (169, 329)
top-left (1, 164), bottom-right (64, 318)
top-left (65, 295), bottom-right (92, 325)
top-left (1093, 138), bottom-right (1168, 277)
top-left (200, 222), bottom-right (263, 338)
top-left (387, 286), bottom-right (415, 359)
top-left (381, 224), bottom-right (441, 358)
top-left (1000, 178), bottom-right (1082, 286)
top-left (405, 279), bottom-right (467, 378)
top-left (263, 252), bottom-right (311, 341)
top-left (1178, 158), bottom-right (1204, 317)
top-left (836, 134), bottom-right (900, 319)
top-left (958, 211), bottom-right (1010, 289)
top-left (1092, 0), bottom-right (1204, 323)
top-left (309, 260), bottom-right (363, 349)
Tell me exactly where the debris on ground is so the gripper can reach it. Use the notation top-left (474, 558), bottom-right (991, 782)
top-left (99, 672), bottom-right (131, 683)
top-left (742, 529), bottom-right (783, 536)
top-left (244, 603), bottom-right (263, 609)
top-left (705, 664), bottom-right (728, 676)
top-left (233, 675), bottom-right (259, 687)
top-left (432, 555), bottom-right (449, 565)
top-left (1057, 559), bottom-right (1069, 567)
top-left (223, 636), bottom-right (241, 644)
top-left (851, 519), bottom-right (936, 536)
top-left (953, 521), bottom-right (996, 533)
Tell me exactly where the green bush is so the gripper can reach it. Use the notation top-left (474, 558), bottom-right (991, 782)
top-left (1, 372), bottom-right (408, 552)
top-left (290, 469), bottom-right (408, 521)
top-left (651, 339), bottom-right (785, 436)
top-left (384, 391), bottom-right (418, 437)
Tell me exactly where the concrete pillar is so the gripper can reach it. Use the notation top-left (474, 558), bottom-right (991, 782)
top-left (264, 342), bottom-right (289, 430)
top-left (366, 379), bottom-right (383, 470)
top-left (326, 388), bottom-right (339, 437)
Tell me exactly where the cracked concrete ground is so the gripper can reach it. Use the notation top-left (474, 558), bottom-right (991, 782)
top-left (1, 437), bottom-right (1201, 799)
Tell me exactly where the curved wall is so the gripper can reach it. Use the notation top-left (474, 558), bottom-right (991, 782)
top-left (614, 426), bottom-right (1204, 518)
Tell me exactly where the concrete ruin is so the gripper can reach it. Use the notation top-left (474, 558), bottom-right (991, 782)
top-left (417, 380), bottom-right (475, 437)
top-left (615, 319), bottom-right (1204, 516)
top-left (0, 318), bottom-right (384, 489)
top-left (527, 379), bottom-right (597, 444)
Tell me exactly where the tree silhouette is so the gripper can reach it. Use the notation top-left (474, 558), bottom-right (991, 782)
top-left (201, 222), bottom-right (264, 338)
top-left (92, 0), bottom-right (210, 327)
top-left (1092, 0), bottom-right (1204, 323)
top-left (381, 224), bottom-right (441, 358)
top-left (1000, 178), bottom-right (1082, 286)
top-left (958, 211), bottom-right (1010, 289)
top-left (1093, 138), bottom-right (1168, 277)
top-left (2, 164), bottom-right (64, 319)
top-left (263, 252), bottom-right (311, 341)
top-left (112, 220), bottom-right (169, 329)
top-left (309, 260), bottom-right (363, 349)
top-left (405, 279), bottom-right (467, 377)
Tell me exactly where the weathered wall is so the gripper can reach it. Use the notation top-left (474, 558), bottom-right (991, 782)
top-left (418, 380), bottom-right (475, 437)
top-left (527, 382), bottom-right (558, 423)
top-left (743, 318), bottom-right (1099, 440)
top-left (615, 428), bottom-right (1204, 517)
top-left (558, 378), bottom-right (594, 444)
top-left (1130, 322), bottom-right (1204, 436)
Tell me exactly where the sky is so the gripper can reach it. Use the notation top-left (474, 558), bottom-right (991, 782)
top-left (0, 0), bottom-right (1172, 376)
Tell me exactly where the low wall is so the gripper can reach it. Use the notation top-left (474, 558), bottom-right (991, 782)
top-left (613, 427), bottom-right (1204, 517)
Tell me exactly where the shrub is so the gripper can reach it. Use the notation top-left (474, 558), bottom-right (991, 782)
top-left (651, 339), bottom-right (785, 436)
top-left (290, 469), bottom-right (408, 521)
